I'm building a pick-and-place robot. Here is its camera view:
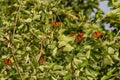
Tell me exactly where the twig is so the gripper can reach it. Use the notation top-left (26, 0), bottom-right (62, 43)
top-left (110, 19), bottom-right (120, 24)
top-left (29, 30), bottom-right (44, 62)
top-left (37, 39), bottom-right (44, 62)
top-left (113, 30), bottom-right (120, 43)
top-left (10, 0), bottom-right (23, 80)
top-left (12, 0), bottom-right (22, 38)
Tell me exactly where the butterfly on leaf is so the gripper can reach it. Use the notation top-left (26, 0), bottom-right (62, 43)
top-left (69, 33), bottom-right (75, 37)
top-left (38, 57), bottom-right (45, 63)
top-left (75, 35), bottom-right (83, 42)
top-left (93, 32), bottom-right (101, 38)
top-left (4, 59), bottom-right (12, 66)
top-left (78, 32), bottom-right (85, 37)
top-left (75, 32), bottom-right (85, 42)
top-left (52, 22), bottom-right (61, 27)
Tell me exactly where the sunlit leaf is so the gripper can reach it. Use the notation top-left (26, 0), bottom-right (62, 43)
top-left (108, 47), bottom-right (115, 54)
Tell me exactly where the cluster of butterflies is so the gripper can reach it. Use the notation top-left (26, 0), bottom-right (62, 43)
top-left (71, 32), bottom-right (101, 42)
top-left (51, 21), bottom-right (102, 42)
top-left (75, 32), bottom-right (85, 42)
top-left (4, 22), bottom-right (101, 66)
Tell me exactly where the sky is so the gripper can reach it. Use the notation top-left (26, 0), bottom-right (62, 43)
top-left (99, 1), bottom-right (111, 30)
top-left (99, 1), bottom-right (120, 30)
top-left (99, 1), bottom-right (110, 14)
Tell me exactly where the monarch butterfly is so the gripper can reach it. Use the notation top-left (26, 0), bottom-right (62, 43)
top-left (93, 32), bottom-right (101, 38)
top-left (52, 22), bottom-right (61, 27)
top-left (75, 35), bottom-right (83, 42)
top-left (4, 59), bottom-right (12, 66)
top-left (69, 33), bottom-right (75, 37)
top-left (78, 32), bottom-right (85, 37)
top-left (39, 57), bottom-right (45, 63)
top-left (3, 29), bottom-right (8, 33)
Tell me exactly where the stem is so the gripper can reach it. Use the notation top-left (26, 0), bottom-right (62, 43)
top-left (10, 0), bottom-right (23, 80)
top-left (29, 30), bottom-right (45, 62)
top-left (38, 39), bottom-right (44, 62)
top-left (110, 19), bottom-right (120, 24)
top-left (113, 30), bottom-right (120, 42)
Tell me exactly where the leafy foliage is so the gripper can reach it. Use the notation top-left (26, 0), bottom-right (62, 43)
top-left (0, 0), bottom-right (120, 80)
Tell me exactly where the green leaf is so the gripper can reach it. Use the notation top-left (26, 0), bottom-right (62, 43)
top-left (81, 60), bottom-right (88, 67)
top-left (63, 73), bottom-right (72, 80)
top-left (74, 70), bottom-right (80, 77)
top-left (63, 44), bottom-right (74, 51)
top-left (108, 1), bottom-right (113, 7)
top-left (73, 58), bottom-right (82, 65)
top-left (88, 66), bottom-right (99, 77)
top-left (52, 48), bottom-right (58, 57)
top-left (58, 34), bottom-right (74, 42)
top-left (24, 18), bottom-right (32, 23)
top-left (41, 13), bottom-right (46, 21)
top-left (107, 68), bottom-right (116, 75)
top-left (101, 75), bottom-right (110, 80)
top-left (84, 45), bottom-right (92, 50)
top-left (101, 68), bottom-right (116, 80)
top-left (58, 41), bottom-right (67, 48)
top-left (111, 52), bottom-right (120, 61)
top-left (100, 0), bottom-right (105, 1)
top-left (85, 68), bottom-right (96, 78)
top-left (33, 15), bottom-right (41, 20)
top-left (86, 50), bottom-right (91, 59)
top-left (0, 77), bottom-right (6, 80)
top-left (58, 29), bottom-right (66, 34)
top-left (26, 46), bottom-right (31, 51)
top-left (103, 55), bottom-right (114, 66)
top-left (108, 47), bottom-right (115, 54)
top-left (83, 29), bottom-right (92, 38)
top-left (91, 53), bottom-right (99, 62)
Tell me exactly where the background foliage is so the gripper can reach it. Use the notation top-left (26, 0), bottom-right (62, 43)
top-left (0, 0), bottom-right (120, 80)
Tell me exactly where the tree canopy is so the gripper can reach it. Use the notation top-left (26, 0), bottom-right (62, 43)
top-left (0, 0), bottom-right (120, 80)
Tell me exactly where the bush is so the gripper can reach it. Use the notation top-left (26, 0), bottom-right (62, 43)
top-left (0, 0), bottom-right (120, 80)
